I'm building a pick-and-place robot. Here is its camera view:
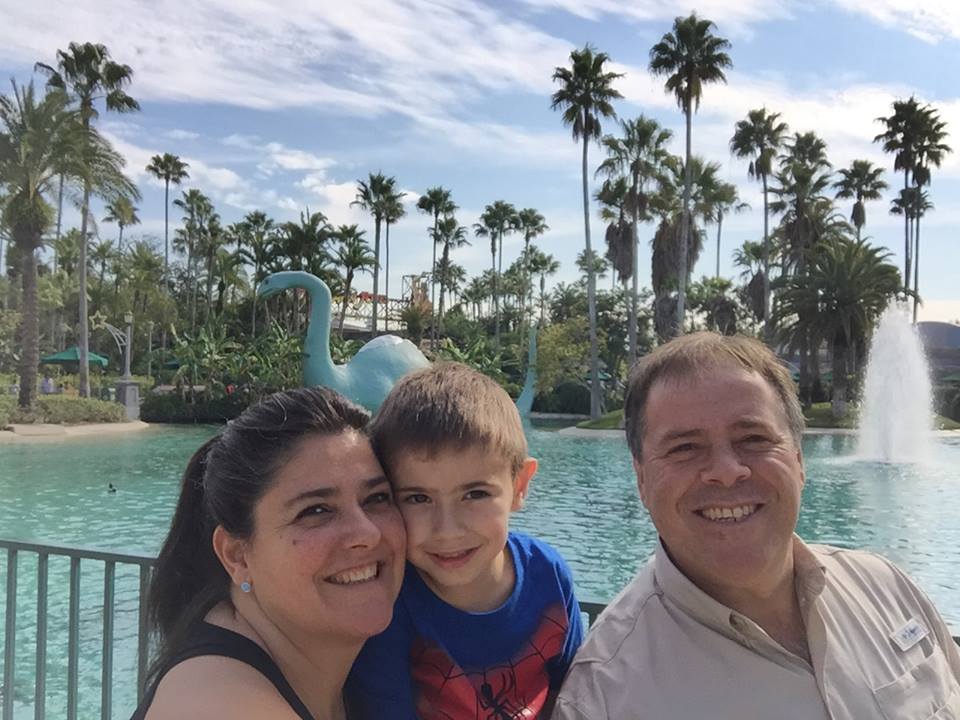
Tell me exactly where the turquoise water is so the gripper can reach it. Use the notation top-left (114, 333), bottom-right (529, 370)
top-left (1, 426), bottom-right (960, 718)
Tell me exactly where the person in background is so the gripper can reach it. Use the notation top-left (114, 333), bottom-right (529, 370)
top-left (132, 386), bottom-right (406, 720)
top-left (40, 373), bottom-right (54, 395)
top-left (554, 332), bottom-right (960, 720)
top-left (349, 363), bottom-right (584, 719)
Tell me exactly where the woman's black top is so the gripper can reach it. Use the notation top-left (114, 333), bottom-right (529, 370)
top-left (130, 621), bottom-right (314, 720)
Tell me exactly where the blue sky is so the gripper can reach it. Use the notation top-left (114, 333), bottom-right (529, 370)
top-left (1, 0), bottom-right (958, 321)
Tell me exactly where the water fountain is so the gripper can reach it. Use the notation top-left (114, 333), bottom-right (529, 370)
top-left (857, 304), bottom-right (934, 462)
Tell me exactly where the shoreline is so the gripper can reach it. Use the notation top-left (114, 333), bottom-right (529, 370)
top-left (557, 425), bottom-right (960, 439)
top-left (0, 420), bottom-right (151, 442)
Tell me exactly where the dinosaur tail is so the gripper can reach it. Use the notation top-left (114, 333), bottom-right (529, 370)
top-left (515, 326), bottom-right (538, 418)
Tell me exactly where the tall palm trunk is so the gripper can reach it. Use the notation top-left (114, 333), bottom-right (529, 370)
top-left (339, 270), bottom-right (354, 337)
top-left (205, 250), bottom-right (215, 324)
top-left (582, 131), bottom-right (601, 419)
top-left (902, 171), bottom-right (910, 292)
top-left (163, 179), bottom-right (170, 282)
top-left (54, 174), bottom-right (64, 266)
top-left (715, 209), bottom-right (723, 279)
top-left (491, 237), bottom-right (499, 350)
top-left (540, 273), bottom-right (547, 327)
top-left (831, 334), bottom-right (849, 419)
top-left (761, 172), bottom-right (771, 342)
top-left (629, 175), bottom-right (640, 368)
top-left (913, 215), bottom-right (921, 324)
top-left (78, 181), bottom-right (92, 397)
top-left (384, 221), bottom-right (391, 331)
top-left (429, 212), bottom-right (438, 350)
top-left (438, 241), bottom-right (450, 334)
top-left (17, 232), bottom-right (40, 409)
top-left (251, 262), bottom-right (260, 337)
top-left (371, 216), bottom-right (382, 334)
top-left (676, 106), bottom-right (693, 336)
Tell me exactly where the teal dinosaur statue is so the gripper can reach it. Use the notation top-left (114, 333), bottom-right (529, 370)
top-left (257, 271), bottom-right (430, 412)
top-left (515, 327), bottom-right (538, 418)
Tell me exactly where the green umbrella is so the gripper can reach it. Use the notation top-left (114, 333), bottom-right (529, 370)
top-left (40, 346), bottom-right (110, 368)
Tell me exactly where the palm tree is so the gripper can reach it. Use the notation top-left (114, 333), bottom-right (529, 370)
top-left (236, 210), bottom-right (274, 335)
top-left (474, 201), bottom-right (519, 351)
top-left (102, 194), bottom-right (139, 257)
top-left (416, 186), bottom-right (456, 348)
top-left (36, 41), bottom-right (140, 397)
top-left (238, 215), bottom-right (277, 336)
top-left (597, 114), bottom-right (672, 365)
top-left (0, 83), bottom-right (76, 407)
top-left (145, 153), bottom-right (189, 282)
top-left (279, 209), bottom-right (333, 333)
top-left (890, 188), bottom-right (934, 322)
top-left (551, 45), bottom-right (623, 418)
top-left (729, 107), bottom-right (787, 338)
top-left (351, 172), bottom-right (397, 334)
top-left (434, 215), bottom-right (470, 333)
top-left (382, 188), bottom-right (406, 331)
top-left (775, 237), bottom-right (900, 418)
top-left (708, 181), bottom-right (748, 279)
top-left (89, 238), bottom-right (116, 314)
top-left (333, 225), bottom-right (376, 337)
top-left (174, 188), bottom-right (214, 332)
top-left (832, 160), bottom-right (887, 241)
top-left (649, 13), bottom-right (732, 334)
top-left (526, 248), bottom-right (560, 326)
top-left (516, 208), bottom-right (548, 335)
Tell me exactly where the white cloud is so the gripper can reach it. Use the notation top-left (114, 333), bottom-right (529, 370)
top-left (831, 0), bottom-right (960, 43)
top-left (164, 129), bottom-right (200, 141)
top-left (521, 0), bottom-right (796, 37)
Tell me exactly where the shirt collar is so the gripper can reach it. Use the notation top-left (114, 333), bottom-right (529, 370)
top-left (653, 535), bottom-right (828, 635)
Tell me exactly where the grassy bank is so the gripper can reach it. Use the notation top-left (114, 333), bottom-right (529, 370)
top-left (576, 404), bottom-right (960, 431)
top-left (0, 395), bottom-right (125, 427)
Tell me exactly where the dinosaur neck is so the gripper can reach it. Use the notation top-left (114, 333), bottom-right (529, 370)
top-left (301, 273), bottom-right (336, 382)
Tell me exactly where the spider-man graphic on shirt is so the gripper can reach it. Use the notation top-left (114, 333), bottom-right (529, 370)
top-left (411, 603), bottom-right (569, 719)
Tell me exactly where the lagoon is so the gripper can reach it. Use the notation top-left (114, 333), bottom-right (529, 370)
top-left (1, 426), bottom-right (960, 717)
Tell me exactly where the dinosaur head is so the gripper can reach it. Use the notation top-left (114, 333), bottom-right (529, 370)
top-left (257, 271), bottom-right (308, 299)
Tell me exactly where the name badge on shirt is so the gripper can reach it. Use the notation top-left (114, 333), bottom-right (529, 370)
top-left (891, 618), bottom-right (929, 652)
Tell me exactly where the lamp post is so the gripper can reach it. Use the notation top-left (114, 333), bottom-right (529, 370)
top-left (123, 311), bottom-right (133, 379)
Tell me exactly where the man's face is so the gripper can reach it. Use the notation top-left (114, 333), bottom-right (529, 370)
top-left (635, 363), bottom-right (804, 598)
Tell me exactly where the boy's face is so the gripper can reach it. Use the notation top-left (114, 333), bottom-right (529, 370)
top-left (391, 445), bottom-right (536, 612)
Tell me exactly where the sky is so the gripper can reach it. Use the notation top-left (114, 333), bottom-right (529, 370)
top-left (1, 0), bottom-right (958, 322)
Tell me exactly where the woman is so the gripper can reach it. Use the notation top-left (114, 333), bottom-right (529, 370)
top-left (133, 386), bottom-right (406, 720)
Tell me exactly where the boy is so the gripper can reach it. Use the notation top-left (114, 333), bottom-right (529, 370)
top-left (348, 362), bottom-right (584, 719)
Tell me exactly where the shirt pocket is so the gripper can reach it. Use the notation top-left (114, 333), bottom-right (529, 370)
top-left (873, 645), bottom-right (960, 720)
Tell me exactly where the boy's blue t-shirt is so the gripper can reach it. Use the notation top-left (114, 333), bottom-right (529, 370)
top-left (347, 532), bottom-right (584, 719)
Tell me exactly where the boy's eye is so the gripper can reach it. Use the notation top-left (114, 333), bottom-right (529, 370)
top-left (403, 493), bottom-right (430, 504)
top-left (464, 489), bottom-right (490, 500)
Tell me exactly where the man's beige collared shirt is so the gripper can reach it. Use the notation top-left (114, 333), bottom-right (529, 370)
top-left (554, 539), bottom-right (960, 720)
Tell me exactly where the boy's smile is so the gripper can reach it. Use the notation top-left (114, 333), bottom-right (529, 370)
top-left (391, 446), bottom-right (536, 613)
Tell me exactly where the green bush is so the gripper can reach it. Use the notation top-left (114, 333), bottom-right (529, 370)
top-left (0, 395), bottom-right (125, 426)
top-left (533, 381), bottom-right (590, 414)
top-left (140, 391), bottom-right (247, 424)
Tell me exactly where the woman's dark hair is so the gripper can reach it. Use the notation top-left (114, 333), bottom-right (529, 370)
top-left (146, 386), bottom-right (370, 682)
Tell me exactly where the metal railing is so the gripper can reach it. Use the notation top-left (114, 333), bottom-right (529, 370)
top-left (3, 537), bottom-right (956, 719)
top-left (0, 538), bottom-right (154, 720)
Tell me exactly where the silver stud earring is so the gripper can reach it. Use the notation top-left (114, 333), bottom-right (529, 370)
top-left (240, 580), bottom-right (252, 593)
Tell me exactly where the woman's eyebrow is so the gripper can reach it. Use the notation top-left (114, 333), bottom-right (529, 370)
top-left (285, 476), bottom-right (388, 507)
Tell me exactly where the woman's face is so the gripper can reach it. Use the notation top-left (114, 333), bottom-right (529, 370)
top-left (241, 430), bottom-right (406, 643)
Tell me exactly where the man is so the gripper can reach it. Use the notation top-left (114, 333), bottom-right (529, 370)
top-left (554, 332), bottom-right (960, 719)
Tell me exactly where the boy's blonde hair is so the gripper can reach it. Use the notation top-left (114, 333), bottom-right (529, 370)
top-left (370, 362), bottom-right (527, 475)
